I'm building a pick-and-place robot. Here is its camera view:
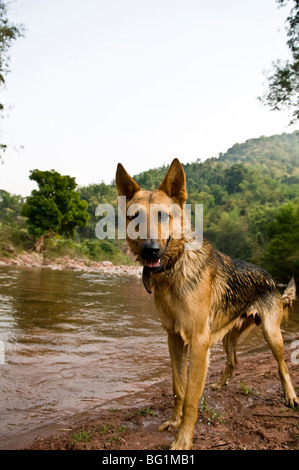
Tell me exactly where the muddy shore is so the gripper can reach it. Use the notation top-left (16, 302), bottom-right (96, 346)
top-left (6, 348), bottom-right (298, 451)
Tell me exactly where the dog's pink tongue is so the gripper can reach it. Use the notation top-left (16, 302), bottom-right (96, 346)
top-left (146, 260), bottom-right (160, 268)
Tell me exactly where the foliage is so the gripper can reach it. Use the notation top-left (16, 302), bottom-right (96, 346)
top-left (1, 132), bottom-right (299, 276)
top-left (21, 169), bottom-right (90, 241)
top-left (44, 237), bottom-right (131, 265)
top-left (0, 0), bottom-right (24, 158)
top-left (0, 189), bottom-right (25, 222)
top-left (262, 202), bottom-right (299, 281)
top-left (259, 0), bottom-right (299, 124)
top-left (77, 182), bottom-right (118, 239)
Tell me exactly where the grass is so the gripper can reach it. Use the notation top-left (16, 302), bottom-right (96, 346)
top-left (100, 423), bottom-right (112, 435)
top-left (199, 395), bottom-right (226, 424)
top-left (137, 407), bottom-right (158, 417)
top-left (240, 381), bottom-right (256, 396)
top-left (70, 422), bottom-right (128, 447)
top-left (44, 237), bottom-right (132, 265)
top-left (106, 424), bottom-right (127, 445)
top-left (71, 429), bottom-right (93, 444)
top-left (108, 407), bottom-right (120, 413)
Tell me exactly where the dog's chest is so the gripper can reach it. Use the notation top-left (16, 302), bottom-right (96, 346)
top-left (152, 278), bottom-right (198, 343)
top-left (154, 288), bottom-right (184, 335)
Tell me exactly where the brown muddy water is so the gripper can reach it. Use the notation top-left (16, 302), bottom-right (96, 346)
top-left (0, 266), bottom-right (298, 448)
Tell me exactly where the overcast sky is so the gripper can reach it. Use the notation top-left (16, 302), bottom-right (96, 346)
top-left (0, 0), bottom-right (297, 196)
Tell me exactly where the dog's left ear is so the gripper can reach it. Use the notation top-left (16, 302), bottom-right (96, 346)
top-left (116, 163), bottom-right (141, 199)
top-left (158, 158), bottom-right (187, 207)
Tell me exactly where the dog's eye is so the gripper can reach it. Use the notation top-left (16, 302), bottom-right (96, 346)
top-left (158, 212), bottom-right (169, 223)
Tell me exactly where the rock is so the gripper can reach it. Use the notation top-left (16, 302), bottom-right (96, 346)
top-left (101, 260), bottom-right (113, 267)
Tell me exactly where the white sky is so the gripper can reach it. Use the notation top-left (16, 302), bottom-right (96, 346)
top-left (0, 0), bottom-right (297, 196)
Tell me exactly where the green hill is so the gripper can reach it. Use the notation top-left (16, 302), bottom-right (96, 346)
top-left (128, 132), bottom-right (299, 282)
top-left (1, 131), bottom-right (299, 282)
top-left (77, 131), bottom-right (299, 281)
top-left (218, 132), bottom-right (299, 170)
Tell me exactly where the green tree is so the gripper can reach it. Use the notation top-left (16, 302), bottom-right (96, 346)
top-left (259, 0), bottom-right (299, 124)
top-left (206, 209), bottom-right (251, 260)
top-left (262, 202), bottom-right (299, 282)
top-left (224, 164), bottom-right (248, 194)
top-left (77, 182), bottom-right (118, 239)
top-left (0, 1), bottom-right (24, 158)
top-left (21, 169), bottom-right (90, 251)
top-left (0, 189), bottom-right (24, 222)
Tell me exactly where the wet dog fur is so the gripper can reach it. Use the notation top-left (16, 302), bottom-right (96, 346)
top-left (116, 158), bottom-right (298, 450)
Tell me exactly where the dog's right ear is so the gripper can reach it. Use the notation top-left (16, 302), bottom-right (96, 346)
top-left (158, 158), bottom-right (187, 207)
top-left (116, 163), bottom-right (141, 199)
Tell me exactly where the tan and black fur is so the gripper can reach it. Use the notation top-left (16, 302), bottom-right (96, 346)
top-left (116, 158), bottom-right (298, 450)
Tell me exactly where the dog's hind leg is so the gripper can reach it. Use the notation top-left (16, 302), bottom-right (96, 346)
top-left (211, 317), bottom-right (255, 390)
top-left (158, 332), bottom-right (188, 432)
top-left (210, 328), bottom-right (239, 390)
top-left (261, 308), bottom-right (299, 408)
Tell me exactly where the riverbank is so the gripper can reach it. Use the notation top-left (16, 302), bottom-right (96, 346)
top-left (0, 253), bottom-right (298, 451)
top-left (16, 348), bottom-right (299, 451)
top-left (0, 252), bottom-right (143, 277)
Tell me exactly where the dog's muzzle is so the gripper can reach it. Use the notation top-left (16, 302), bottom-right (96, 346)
top-left (141, 238), bottom-right (172, 293)
top-left (140, 242), bottom-right (161, 269)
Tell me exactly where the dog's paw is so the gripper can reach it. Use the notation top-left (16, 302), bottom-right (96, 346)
top-left (158, 418), bottom-right (181, 432)
top-left (210, 381), bottom-right (226, 390)
top-left (170, 433), bottom-right (193, 450)
top-left (285, 394), bottom-right (299, 409)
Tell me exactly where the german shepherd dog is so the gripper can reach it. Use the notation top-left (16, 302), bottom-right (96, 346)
top-left (116, 158), bottom-right (298, 450)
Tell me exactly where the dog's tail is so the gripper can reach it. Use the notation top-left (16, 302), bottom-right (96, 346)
top-left (282, 276), bottom-right (296, 320)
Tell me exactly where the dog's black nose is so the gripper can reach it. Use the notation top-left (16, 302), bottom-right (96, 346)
top-left (141, 242), bottom-right (161, 259)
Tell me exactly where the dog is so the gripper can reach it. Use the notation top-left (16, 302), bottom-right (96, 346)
top-left (116, 158), bottom-right (298, 450)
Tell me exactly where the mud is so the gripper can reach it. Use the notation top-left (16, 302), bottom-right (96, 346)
top-left (23, 348), bottom-right (298, 451)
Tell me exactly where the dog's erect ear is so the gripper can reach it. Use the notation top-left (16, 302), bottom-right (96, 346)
top-left (116, 163), bottom-right (141, 199)
top-left (158, 158), bottom-right (187, 207)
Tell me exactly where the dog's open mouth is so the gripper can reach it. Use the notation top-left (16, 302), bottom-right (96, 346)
top-left (145, 259), bottom-right (161, 269)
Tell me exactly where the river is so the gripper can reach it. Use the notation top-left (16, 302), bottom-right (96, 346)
top-left (0, 265), bottom-right (298, 448)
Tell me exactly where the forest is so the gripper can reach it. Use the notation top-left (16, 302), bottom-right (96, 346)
top-left (0, 131), bottom-right (299, 283)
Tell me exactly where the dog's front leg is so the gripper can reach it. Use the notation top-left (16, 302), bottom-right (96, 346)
top-left (158, 332), bottom-right (188, 432)
top-left (170, 329), bottom-right (210, 450)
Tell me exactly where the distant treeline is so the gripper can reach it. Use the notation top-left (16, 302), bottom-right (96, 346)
top-left (1, 131), bottom-right (299, 282)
